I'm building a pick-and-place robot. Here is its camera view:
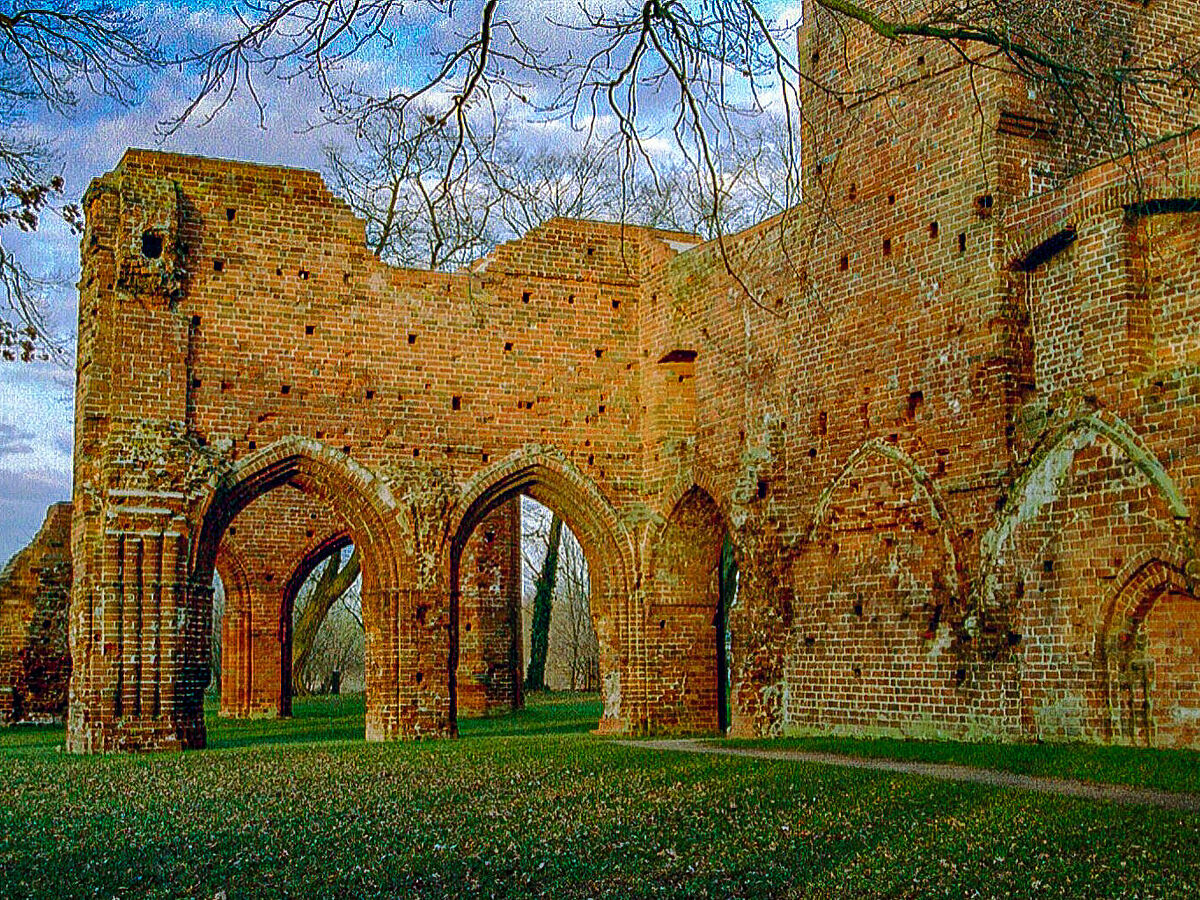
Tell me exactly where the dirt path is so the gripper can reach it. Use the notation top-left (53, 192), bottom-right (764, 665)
top-left (615, 739), bottom-right (1200, 812)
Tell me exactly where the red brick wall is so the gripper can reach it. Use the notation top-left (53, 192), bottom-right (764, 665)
top-left (66, 4), bottom-right (1200, 752)
top-left (0, 503), bottom-right (72, 724)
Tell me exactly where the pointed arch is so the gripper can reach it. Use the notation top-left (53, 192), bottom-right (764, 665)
top-left (446, 449), bottom-right (636, 733)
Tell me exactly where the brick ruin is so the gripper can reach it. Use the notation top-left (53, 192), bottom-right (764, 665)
top-left (4, 0), bottom-right (1194, 751)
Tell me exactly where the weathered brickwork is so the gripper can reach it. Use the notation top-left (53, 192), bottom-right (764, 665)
top-left (64, 1), bottom-right (1200, 752)
top-left (0, 503), bottom-right (72, 724)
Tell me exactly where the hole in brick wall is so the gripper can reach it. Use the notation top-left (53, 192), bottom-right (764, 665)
top-left (407, 333), bottom-right (416, 345)
top-left (594, 348), bottom-right (604, 358)
top-left (317, 430), bottom-right (326, 439)
top-left (191, 377), bottom-right (201, 388)
top-left (342, 445), bottom-right (351, 454)
top-left (882, 238), bottom-right (892, 256)
top-left (484, 530), bottom-right (495, 543)
top-left (887, 192), bottom-right (896, 206)
top-left (818, 410), bottom-right (828, 435)
top-left (568, 294), bottom-right (575, 305)
top-left (612, 299), bottom-right (620, 310)
top-left (213, 259), bottom-right (224, 272)
top-left (413, 448), bottom-right (420, 457)
top-left (810, 50), bottom-right (820, 65)
top-left (481, 452), bottom-right (488, 463)
top-left (365, 389), bottom-right (375, 400)
top-left (757, 479), bottom-right (769, 499)
top-left (503, 341), bottom-right (513, 352)
top-left (248, 440), bottom-right (256, 450)
top-left (1014, 576), bottom-right (1025, 599)
top-left (228, 526), bottom-right (236, 536)
top-left (276, 267), bottom-right (283, 276)
top-left (929, 221), bottom-right (939, 239)
top-left (522, 291), bottom-right (531, 303)
top-left (465, 623), bottom-right (472, 633)
top-left (853, 665), bottom-right (862, 678)
top-left (1007, 631), bottom-right (1023, 646)
top-left (958, 233), bottom-right (967, 253)
top-left (598, 404), bottom-right (606, 414)
top-left (305, 324), bottom-right (315, 335)
top-left (917, 54), bottom-right (926, 66)
top-left (226, 207), bottom-right (236, 222)
top-left (141, 231), bottom-right (163, 259)
top-left (587, 247), bottom-right (594, 257)
top-left (587, 453), bottom-right (594, 465)
top-left (191, 314), bottom-right (201, 328)
top-left (849, 183), bottom-right (857, 201)
top-left (974, 194), bottom-right (994, 217)
top-left (658, 620), bottom-right (666, 629)
top-left (839, 254), bottom-right (849, 272)
top-left (954, 667), bottom-right (967, 686)
top-left (305, 528), bottom-right (314, 538)
top-left (221, 381), bottom-right (231, 392)
top-left (415, 671), bottom-right (424, 683)
top-left (804, 635), bottom-right (816, 646)
top-left (299, 269), bottom-right (309, 280)
top-left (452, 395), bottom-right (461, 410)
top-left (815, 161), bottom-right (823, 175)
top-left (808, 448), bottom-right (817, 459)
top-left (280, 384), bottom-right (290, 395)
top-left (935, 459), bottom-right (946, 476)
top-left (853, 601), bottom-right (863, 617)
top-left (906, 390), bottom-right (924, 420)
top-left (1043, 559), bottom-right (1054, 574)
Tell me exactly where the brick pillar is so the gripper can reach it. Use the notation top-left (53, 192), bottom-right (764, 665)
top-left (219, 583), bottom-right (285, 719)
top-left (456, 497), bottom-right (523, 717)
top-left (67, 515), bottom-right (206, 753)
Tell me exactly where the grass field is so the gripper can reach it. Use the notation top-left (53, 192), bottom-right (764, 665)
top-left (1, 694), bottom-right (1198, 899)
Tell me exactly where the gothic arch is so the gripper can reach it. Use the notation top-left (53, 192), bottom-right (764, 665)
top-left (446, 449), bottom-right (636, 732)
top-left (809, 439), bottom-right (966, 602)
top-left (189, 437), bottom-right (411, 741)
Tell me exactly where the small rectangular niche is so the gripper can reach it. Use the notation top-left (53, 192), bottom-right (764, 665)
top-left (280, 384), bottom-right (291, 395)
top-left (504, 341), bottom-right (513, 352)
top-left (522, 291), bottom-right (531, 303)
top-left (407, 333), bottom-right (417, 345)
top-left (213, 259), bottom-right (225, 272)
top-left (365, 389), bottom-right (375, 400)
top-left (305, 324), bottom-right (315, 336)
top-left (451, 395), bottom-right (461, 410)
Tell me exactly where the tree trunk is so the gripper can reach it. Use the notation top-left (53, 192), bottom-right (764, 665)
top-left (291, 548), bottom-right (360, 696)
top-left (525, 515), bottom-right (562, 692)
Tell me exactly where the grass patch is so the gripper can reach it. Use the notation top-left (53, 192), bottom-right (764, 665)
top-left (727, 734), bottom-right (1200, 795)
top-left (2, 694), bottom-right (1198, 899)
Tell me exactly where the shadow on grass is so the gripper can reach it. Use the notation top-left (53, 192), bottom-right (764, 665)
top-left (204, 691), bottom-right (603, 750)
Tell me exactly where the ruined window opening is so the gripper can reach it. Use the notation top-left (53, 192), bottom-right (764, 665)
top-left (213, 259), bottom-right (224, 272)
top-left (226, 208), bottom-right (236, 222)
top-left (141, 231), bottom-right (163, 260)
top-left (452, 395), bottom-right (461, 410)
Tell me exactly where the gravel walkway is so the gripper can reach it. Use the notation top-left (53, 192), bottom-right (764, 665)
top-left (616, 739), bottom-right (1200, 812)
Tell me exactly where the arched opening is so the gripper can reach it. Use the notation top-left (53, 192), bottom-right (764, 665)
top-left (188, 438), bottom-right (406, 746)
top-left (447, 456), bottom-right (631, 735)
top-left (650, 486), bottom-right (737, 735)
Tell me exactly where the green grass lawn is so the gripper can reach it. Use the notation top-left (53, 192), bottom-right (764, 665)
top-left (1, 694), bottom-right (1198, 899)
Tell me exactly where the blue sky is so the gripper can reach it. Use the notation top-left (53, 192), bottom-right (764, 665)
top-left (0, 0), bottom-right (802, 565)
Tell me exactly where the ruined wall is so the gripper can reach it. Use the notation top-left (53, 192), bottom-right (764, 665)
top-left (66, 3), bottom-right (1200, 752)
top-left (0, 503), bottom-right (72, 724)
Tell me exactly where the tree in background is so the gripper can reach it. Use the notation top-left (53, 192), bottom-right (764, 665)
top-left (524, 513), bottom-right (561, 692)
top-left (292, 547), bottom-right (361, 696)
top-left (0, 3), bottom-right (163, 359)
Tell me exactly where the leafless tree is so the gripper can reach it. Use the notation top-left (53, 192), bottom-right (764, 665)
top-left (554, 523), bottom-right (599, 692)
top-left (180, 1), bottom-right (1199, 271)
top-left (291, 546), bottom-right (361, 695)
top-left (0, 2), bottom-right (163, 359)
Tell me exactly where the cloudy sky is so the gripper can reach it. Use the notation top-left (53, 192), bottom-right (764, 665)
top-left (0, 0), bottom-right (799, 565)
